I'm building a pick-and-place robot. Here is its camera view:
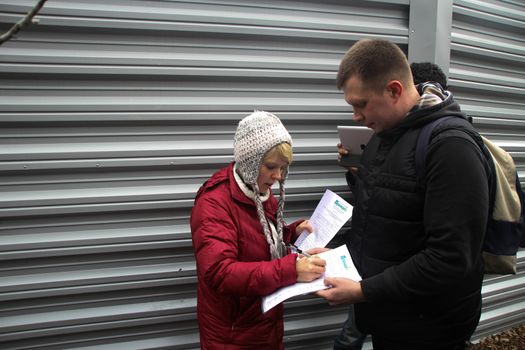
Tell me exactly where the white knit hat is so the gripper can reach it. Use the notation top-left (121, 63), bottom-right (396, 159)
top-left (233, 110), bottom-right (292, 259)
top-left (234, 110), bottom-right (292, 185)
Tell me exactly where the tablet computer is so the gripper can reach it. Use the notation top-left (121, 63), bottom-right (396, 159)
top-left (337, 126), bottom-right (374, 166)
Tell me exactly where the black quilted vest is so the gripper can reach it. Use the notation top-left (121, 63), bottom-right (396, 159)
top-left (347, 106), bottom-right (480, 279)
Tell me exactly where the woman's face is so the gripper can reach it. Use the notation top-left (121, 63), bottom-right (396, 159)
top-left (257, 152), bottom-right (289, 194)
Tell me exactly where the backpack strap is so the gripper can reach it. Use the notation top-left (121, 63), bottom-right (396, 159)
top-left (518, 176), bottom-right (525, 248)
top-left (415, 116), bottom-right (454, 181)
top-left (415, 116), bottom-right (494, 204)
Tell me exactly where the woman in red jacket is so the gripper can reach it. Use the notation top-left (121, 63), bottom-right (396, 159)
top-left (191, 111), bottom-right (326, 349)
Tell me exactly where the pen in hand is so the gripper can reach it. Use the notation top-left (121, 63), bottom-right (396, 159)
top-left (287, 243), bottom-right (311, 258)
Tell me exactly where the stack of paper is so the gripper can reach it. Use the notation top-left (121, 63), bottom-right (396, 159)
top-left (262, 244), bottom-right (361, 313)
top-left (294, 189), bottom-right (353, 251)
top-left (262, 189), bottom-right (362, 313)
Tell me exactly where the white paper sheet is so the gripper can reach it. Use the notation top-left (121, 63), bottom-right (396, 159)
top-left (262, 244), bottom-right (361, 313)
top-left (294, 189), bottom-right (353, 251)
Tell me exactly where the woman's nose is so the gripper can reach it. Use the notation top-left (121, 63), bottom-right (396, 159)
top-left (272, 168), bottom-right (283, 180)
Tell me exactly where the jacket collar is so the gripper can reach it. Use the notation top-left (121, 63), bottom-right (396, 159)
top-left (378, 83), bottom-right (465, 140)
top-left (195, 162), bottom-right (276, 213)
top-left (233, 163), bottom-right (270, 203)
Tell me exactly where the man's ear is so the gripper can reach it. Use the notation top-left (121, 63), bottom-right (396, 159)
top-left (386, 80), bottom-right (403, 100)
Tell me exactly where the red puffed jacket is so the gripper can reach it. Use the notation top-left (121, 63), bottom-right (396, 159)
top-left (190, 162), bottom-right (301, 350)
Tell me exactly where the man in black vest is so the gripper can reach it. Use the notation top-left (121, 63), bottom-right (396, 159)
top-left (317, 39), bottom-right (490, 350)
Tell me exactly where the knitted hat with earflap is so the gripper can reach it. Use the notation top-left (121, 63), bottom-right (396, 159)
top-left (234, 110), bottom-right (292, 259)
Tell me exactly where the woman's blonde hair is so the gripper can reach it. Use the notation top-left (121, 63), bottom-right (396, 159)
top-left (265, 142), bottom-right (293, 164)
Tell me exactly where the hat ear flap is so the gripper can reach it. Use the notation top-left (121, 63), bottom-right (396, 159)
top-left (281, 165), bottom-right (289, 182)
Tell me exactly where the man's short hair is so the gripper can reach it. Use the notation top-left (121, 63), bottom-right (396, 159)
top-left (410, 62), bottom-right (448, 89)
top-left (336, 39), bottom-right (412, 92)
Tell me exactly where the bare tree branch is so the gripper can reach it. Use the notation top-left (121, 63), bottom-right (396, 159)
top-left (0, 0), bottom-right (48, 45)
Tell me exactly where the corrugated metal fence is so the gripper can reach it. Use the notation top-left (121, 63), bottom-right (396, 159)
top-left (0, 0), bottom-right (523, 349)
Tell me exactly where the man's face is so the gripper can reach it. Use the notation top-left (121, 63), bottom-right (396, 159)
top-left (342, 75), bottom-right (397, 133)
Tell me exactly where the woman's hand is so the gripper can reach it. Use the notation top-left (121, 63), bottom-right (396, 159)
top-left (295, 219), bottom-right (313, 236)
top-left (296, 255), bottom-right (326, 282)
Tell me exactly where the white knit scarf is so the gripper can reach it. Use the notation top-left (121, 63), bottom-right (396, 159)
top-left (233, 164), bottom-right (286, 259)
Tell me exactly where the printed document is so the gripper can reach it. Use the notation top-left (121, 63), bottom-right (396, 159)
top-left (294, 189), bottom-right (353, 251)
top-left (262, 244), bottom-right (361, 313)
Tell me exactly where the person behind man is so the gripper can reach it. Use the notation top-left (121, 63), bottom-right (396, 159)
top-left (317, 39), bottom-right (490, 349)
top-left (410, 61), bottom-right (448, 89)
top-left (191, 110), bottom-right (327, 349)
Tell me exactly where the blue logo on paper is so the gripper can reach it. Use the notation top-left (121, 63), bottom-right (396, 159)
top-left (340, 255), bottom-right (349, 269)
top-left (335, 200), bottom-right (348, 212)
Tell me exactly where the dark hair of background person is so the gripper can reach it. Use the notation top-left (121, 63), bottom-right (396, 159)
top-left (410, 62), bottom-right (448, 89)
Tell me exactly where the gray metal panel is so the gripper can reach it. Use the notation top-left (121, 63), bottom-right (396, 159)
top-left (450, 0), bottom-right (525, 341)
top-left (0, 1), bottom-right (409, 349)
top-left (451, 0), bottom-right (525, 181)
top-left (0, 0), bottom-right (523, 349)
top-left (408, 0), bottom-right (454, 74)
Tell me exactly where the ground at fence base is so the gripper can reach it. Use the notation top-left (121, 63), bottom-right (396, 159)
top-left (466, 324), bottom-right (525, 349)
